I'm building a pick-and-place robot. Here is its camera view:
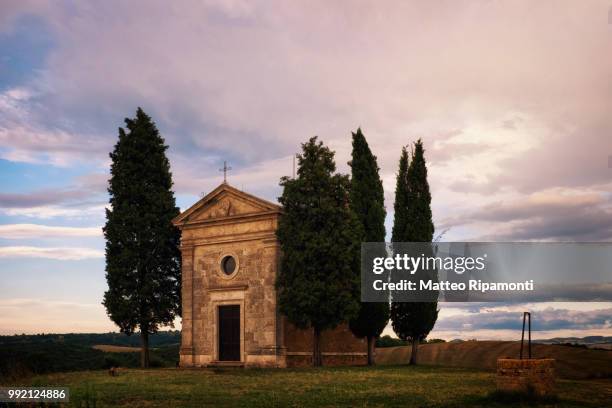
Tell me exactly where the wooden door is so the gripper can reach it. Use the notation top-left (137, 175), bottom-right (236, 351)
top-left (218, 305), bottom-right (240, 361)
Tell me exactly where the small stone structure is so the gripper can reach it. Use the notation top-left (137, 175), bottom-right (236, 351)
top-left (496, 358), bottom-right (555, 396)
top-left (173, 183), bottom-right (367, 368)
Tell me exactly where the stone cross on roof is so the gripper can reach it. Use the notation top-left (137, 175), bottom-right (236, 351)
top-left (219, 161), bottom-right (232, 184)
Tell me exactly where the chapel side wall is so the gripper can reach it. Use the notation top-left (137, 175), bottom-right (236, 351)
top-left (284, 320), bottom-right (368, 367)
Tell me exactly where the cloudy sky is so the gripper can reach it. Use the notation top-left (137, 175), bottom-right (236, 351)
top-left (0, 1), bottom-right (611, 339)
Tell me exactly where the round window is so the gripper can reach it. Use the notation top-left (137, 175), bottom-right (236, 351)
top-left (221, 255), bottom-right (236, 275)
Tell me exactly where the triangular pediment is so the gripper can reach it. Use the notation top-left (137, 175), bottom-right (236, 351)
top-left (173, 183), bottom-right (280, 226)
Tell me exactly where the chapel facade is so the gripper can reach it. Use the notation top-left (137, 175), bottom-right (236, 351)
top-left (172, 183), bottom-right (367, 367)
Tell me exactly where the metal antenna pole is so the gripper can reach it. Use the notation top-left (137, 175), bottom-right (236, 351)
top-left (528, 312), bottom-right (532, 359)
top-left (520, 311), bottom-right (532, 359)
top-left (520, 312), bottom-right (526, 359)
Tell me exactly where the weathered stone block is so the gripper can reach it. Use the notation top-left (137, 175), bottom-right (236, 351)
top-left (496, 358), bottom-right (556, 396)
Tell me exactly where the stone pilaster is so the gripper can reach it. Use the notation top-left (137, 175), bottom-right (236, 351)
top-left (179, 245), bottom-right (195, 366)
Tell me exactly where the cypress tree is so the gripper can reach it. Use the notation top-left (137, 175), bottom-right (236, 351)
top-left (390, 140), bottom-right (438, 365)
top-left (405, 140), bottom-right (434, 242)
top-left (347, 128), bottom-right (389, 365)
top-left (391, 147), bottom-right (410, 242)
top-left (276, 136), bottom-right (362, 367)
top-left (103, 108), bottom-right (181, 368)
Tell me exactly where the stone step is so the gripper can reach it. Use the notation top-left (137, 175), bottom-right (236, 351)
top-left (207, 361), bottom-right (245, 368)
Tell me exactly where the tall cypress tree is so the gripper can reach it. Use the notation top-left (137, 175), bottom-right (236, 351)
top-left (103, 108), bottom-right (181, 368)
top-left (405, 140), bottom-right (434, 242)
top-left (391, 147), bottom-right (410, 242)
top-left (276, 136), bottom-right (362, 367)
top-left (347, 128), bottom-right (389, 365)
top-left (390, 140), bottom-right (438, 365)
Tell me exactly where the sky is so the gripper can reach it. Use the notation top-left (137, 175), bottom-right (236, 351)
top-left (0, 0), bottom-right (611, 340)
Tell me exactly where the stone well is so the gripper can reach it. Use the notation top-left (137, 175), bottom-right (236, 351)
top-left (496, 358), bottom-right (555, 396)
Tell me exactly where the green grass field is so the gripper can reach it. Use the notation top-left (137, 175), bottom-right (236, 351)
top-left (13, 365), bottom-right (612, 407)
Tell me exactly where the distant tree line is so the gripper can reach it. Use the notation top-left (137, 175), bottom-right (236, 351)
top-left (376, 335), bottom-right (446, 348)
top-left (0, 332), bottom-right (180, 380)
top-left (0, 331), bottom-right (180, 348)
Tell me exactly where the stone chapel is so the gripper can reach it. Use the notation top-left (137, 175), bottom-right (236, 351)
top-left (172, 183), bottom-right (367, 367)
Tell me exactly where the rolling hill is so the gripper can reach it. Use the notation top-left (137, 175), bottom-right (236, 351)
top-left (376, 341), bottom-right (612, 379)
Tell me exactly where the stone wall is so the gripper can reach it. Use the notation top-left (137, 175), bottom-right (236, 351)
top-left (284, 320), bottom-right (368, 367)
top-left (184, 234), bottom-right (284, 367)
top-left (496, 358), bottom-right (556, 396)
